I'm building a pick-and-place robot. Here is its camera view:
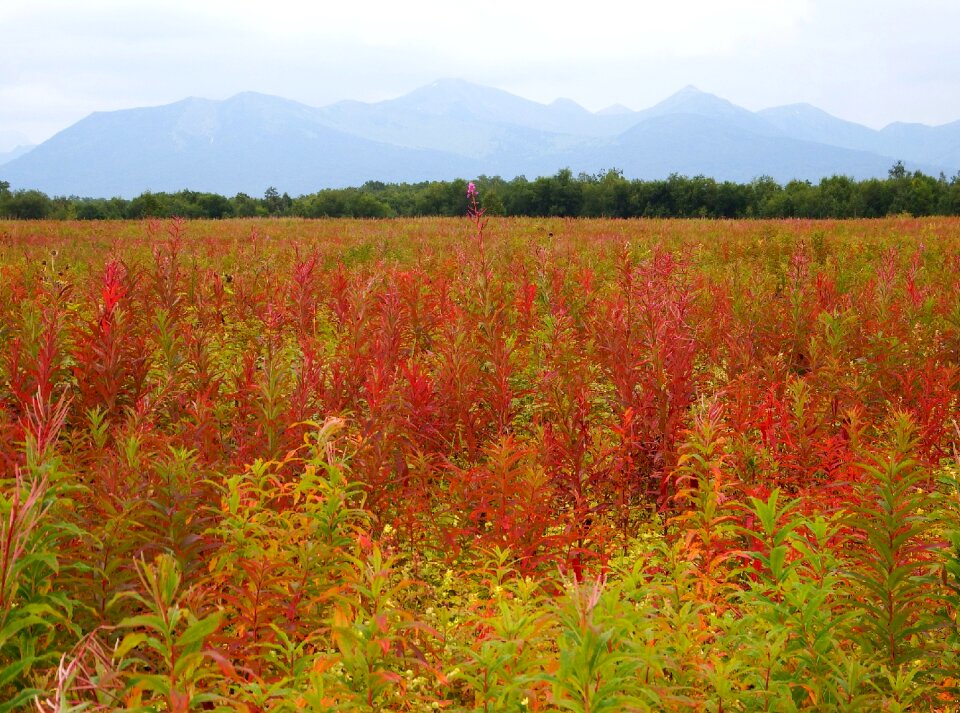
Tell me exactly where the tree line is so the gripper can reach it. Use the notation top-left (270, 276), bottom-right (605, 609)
top-left (3, 163), bottom-right (960, 220)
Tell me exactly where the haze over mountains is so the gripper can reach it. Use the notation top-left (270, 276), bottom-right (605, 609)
top-left (2, 79), bottom-right (959, 198)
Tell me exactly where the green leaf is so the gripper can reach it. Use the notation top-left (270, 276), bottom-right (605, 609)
top-left (118, 613), bottom-right (169, 634)
top-left (127, 672), bottom-right (170, 696)
top-left (175, 612), bottom-right (221, 650)
top-left (769, 545), bottom-right (789, 582)
top-left (114, 632), bottom-right (147, 660)
top-left (0, 615), bottom-right (50, 647)
top-left (0, 656), bottom-right (35, 689)
top-left (173, 650), bottom-right (206, 678)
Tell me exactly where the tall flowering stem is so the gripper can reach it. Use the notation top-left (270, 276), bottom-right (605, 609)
top-left (467, 182), bottom-right (490, 285)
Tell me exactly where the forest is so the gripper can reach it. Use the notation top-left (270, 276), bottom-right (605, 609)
top-left (2, 163), bottom-right (960, 220)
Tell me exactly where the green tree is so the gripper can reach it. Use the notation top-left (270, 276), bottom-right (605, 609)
top-left (263, 186), bottom-right (283, 215)
top-left (231, 192), bottom-right (261, 217)
top-left (0, 180), bottom-right (11, 217)
top-left (127, 191), bottom-right (162, 218)
top-left (857, 178), bottom-right (893, 217)
top-left (750, 175), bottom-right (782, 216)
top-left (197, 192), bottom-right (232, 219)
top-left (346, 191), bottom-right (393, 218)
top-left (819, 175), bottom-right (856, 218)
top-left (716, 181), bottom-right (750, 218)
top-left (6, 189), bottom-right (53, 219)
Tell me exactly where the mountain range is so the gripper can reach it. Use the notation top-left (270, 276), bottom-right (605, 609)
top-left (2, 79), bottom-right (959, 198)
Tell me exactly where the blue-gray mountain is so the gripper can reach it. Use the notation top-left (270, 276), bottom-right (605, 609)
top-left (0, 144), bottom-right (35, 166)
top-left (2, 80), bottom-right (957, 198)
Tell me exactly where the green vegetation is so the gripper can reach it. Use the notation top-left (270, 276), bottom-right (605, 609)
top-left (3, 163), bottom-right (960, 220)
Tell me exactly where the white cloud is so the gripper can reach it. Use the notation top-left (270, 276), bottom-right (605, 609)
top-left (0, 0), bottom-right (957, 144)
top-left (188, 0), bottom-right (812, 61)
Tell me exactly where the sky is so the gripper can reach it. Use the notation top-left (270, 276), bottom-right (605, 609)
top-left (2, 0), bottom-right (959, 151)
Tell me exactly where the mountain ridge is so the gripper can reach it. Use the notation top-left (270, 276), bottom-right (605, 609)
top-left (2, 82), bottom-right (957, 198)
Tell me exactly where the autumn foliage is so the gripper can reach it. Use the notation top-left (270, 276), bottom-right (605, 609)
top-left (1, 211), bottom-right (959, 710)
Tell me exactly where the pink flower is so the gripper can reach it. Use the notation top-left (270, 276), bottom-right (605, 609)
top-left (467, 182), bottom-right (477, 198)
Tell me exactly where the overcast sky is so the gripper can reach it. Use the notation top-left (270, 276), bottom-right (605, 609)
top-left (2, 0), bottom-right (959, 150)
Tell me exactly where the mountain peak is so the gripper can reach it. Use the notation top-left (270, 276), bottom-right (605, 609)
top-left (658, 84), bottom-right (726, 107)
top-left (549, 97), bottom-right (589, 114)
top-left (226, 90), bottom-right (280, 101)
top-left (757, 102), bottom-right (884, 153)
top-left (598, 103), bottom-right (633, 116)
top-left (409, 78), bottom-right (487, 99)
top-left (634, 85), bottom-right (784, 137)
top-left (222, 91), bottom-right (318, 110)
top-left (640, 85), bottom-right (747, 121)
top-left (391, 78), bottom-right (521, 114)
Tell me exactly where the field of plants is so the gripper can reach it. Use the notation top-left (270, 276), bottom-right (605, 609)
top-left (1, 209), bottom-right (959, 711)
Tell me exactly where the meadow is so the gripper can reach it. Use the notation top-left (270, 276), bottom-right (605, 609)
top-left (1, 211), bottom-right (959, 710)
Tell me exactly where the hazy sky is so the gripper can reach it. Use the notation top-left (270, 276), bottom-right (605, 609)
top-left (2, 0), bottom-right (959, 150)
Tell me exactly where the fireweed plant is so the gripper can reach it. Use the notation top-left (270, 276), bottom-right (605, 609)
top-left (0, 203), bottom-right (958, 709)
